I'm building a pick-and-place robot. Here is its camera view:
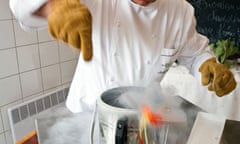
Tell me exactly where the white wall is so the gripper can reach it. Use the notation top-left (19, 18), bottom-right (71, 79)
top-left (0, 0), bottom-right (79, 143)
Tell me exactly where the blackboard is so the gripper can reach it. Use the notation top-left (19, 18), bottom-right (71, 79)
top-left (187, 0), bottom-right (240, 48)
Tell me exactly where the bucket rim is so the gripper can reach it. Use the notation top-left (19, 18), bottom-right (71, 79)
top-left (97, 86), bottom-right (145, 113)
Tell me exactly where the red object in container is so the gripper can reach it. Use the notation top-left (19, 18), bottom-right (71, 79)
top-left (141, 104), bottom-right (163, 126)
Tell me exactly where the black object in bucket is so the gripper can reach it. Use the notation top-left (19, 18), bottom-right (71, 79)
top-left (115, 117), bottom-right (128, 144)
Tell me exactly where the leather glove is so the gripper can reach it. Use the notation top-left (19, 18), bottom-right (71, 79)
top-left (48, 0), bottom-right (92, 61)
top-left (199, 57), bottom-right (237, 97)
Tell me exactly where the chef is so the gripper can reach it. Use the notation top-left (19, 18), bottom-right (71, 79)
top-left (9, 0), bottom-right (236, 113)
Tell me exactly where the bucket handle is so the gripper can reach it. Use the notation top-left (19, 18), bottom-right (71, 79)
top-left (115, 117), bottom-right (128, 144)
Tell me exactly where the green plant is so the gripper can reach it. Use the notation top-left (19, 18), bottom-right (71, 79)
top-left (210, 40), bottom-right (239, 67)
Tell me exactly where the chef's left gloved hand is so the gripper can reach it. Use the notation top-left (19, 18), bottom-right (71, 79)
top-left (199, 57), bottom-right (237, 97)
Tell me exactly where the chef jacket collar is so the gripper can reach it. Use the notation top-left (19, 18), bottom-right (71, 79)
top-left (129, 0), bottom-right (160, 10)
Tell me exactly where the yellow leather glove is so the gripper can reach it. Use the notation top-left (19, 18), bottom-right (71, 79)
top-left (199, 57), bottom-right (237, 97)
top-left (48, 0), bottom-right (92, 61)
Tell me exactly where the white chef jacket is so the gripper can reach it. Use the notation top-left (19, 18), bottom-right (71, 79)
top-left (9, 0), bottom-right (214, 113)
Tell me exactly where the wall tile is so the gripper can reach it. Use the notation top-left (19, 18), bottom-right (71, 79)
top-left (0, 48), bottom-right (18, 79)
top-left (17, 44), bottom-right (40, 73)
top-left (0, 0), bottom-right (12, 20)
top-left (42, 64), bottom-right (61, 90)
top-left (0, 133), bottom-right (6, 144)
top-left (72, 48), bottom-right (80, 59)
top-left (0, 75), bottom-right (22, 106)
top-left (60, 60), bottom-right (77, 84)
top-left (62, 83), bottom-right (71, 90)
top-left (43, 86), bottom-right (62, 94)
top-left (59, 42), bottom-right (75, 62)
top-left (13, 20), bottom-right (38, 46)
top-left (39, 41), bottom-right (59, 67)
top-left (0, 111), bottom-right (3, 133)
top-left (1, 100), bottom-right (22, 131)
top-left (20, 69), bottom-right (43, 97)
top-left (0, 20), bottom-right (15, 49)
top-left (37, 29), bottom-right (54, 42)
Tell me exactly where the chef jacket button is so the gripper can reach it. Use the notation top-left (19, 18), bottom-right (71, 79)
top-left (151, 34), bottom-right (156, 39)
top-left (110, 78), bottom-right (115, 82)
top-left (146, 60), bottom-right (151, 65)
top-left (113, 52), bottom-right (118, 56)
top-left (116, 21), bottom-right (121, 27)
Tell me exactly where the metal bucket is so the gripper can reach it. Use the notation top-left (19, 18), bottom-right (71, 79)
top-left (97, 86), bottom-right (141, 144)
top-left (90, 86), bottom-right (203, 144)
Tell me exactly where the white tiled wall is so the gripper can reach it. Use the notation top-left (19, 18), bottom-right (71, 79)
top-left (61, 60), bottom-right (78, 84)
top-left (17, 44), bottom-right (40, 73)
top-left (41, 64), bottom-right (62, 90)
top-left (39, 41), bottom-right (59, 67)
top-left (0, 111), bottom-right (3, 133)
top-left (0, 0), bottom-right (79, 143)
top-left (0, 76), bottom-right (21, 106)
top-left (0, 21), bottom-right (15, 49)
top-left (37, 29), bottom-right (54, 42)
top-left (0, 0), bottom-right (12, 20)
top-left (20, 69), bottom-right (43, 97)
top-left (0, 49), bottom-right (18, 78)
top-left (13, 20), bottom-right (38, 47)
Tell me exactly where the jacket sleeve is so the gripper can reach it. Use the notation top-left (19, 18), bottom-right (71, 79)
top-left (9, 0), bottom-right (48, 31)
top-left (176, 1), bottom-right (215, 81)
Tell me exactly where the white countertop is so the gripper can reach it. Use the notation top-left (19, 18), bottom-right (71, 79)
top-left (161, 65), bottom-right (240, 120)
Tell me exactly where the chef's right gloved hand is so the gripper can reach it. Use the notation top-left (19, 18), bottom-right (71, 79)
top-left (199, 57), bottom-right (237, 97)
top-left (48, 0), bottom-right (93, 61)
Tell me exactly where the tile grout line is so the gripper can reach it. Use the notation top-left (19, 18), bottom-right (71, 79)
top-left (36, 31), bottom-right (45, 96)
top-left (12, 19), bottom-right (24, 102)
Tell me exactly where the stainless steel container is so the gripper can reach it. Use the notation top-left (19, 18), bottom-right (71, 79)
top-left (97, 87), bottom-right (141, 144)
top-left (91, 86), bottom-right (203, 144)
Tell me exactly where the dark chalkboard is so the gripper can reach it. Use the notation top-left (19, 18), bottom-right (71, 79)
top-left (187, 0), bottom-right (240, 48)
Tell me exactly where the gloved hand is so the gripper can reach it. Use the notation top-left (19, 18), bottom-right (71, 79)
top-left (47, 0), bottom-right (92, 61)
top-left (199, 57), bottom-right (237, 97)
